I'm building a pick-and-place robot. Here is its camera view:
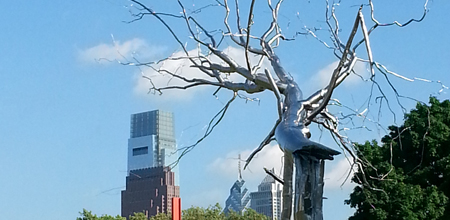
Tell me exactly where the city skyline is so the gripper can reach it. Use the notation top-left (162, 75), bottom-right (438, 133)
top-left (223, 165), bottom-right (285, 219)
top-left (122, 110), bottom-right (180, 218)
top-left (1, 1), bottom-right (449, 219)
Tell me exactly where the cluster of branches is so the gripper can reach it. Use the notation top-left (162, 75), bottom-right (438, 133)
top-left (110, 0), bottom-right (450, 219)
top-left (120, 0), bottom-right (438, 178)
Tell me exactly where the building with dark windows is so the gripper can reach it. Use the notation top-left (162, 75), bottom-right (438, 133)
top-left (121, 110), bottom-right (180, 219)
top-left (121, 166), bottom-right (179, 218)
top-left (250, 169), bottom-right (282, 220)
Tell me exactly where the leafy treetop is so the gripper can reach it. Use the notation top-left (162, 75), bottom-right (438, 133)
top-left (78, 203), bottom-right (269, 220)
top-left (346, 97), bottom-right (450, 220)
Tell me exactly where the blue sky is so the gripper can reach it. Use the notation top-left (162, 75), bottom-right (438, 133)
top-left (1, 0), bottom-right (449, 219)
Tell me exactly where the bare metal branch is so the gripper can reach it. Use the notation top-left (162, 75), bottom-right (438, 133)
top-left (264, 68), bottom-right (283, 117)
top-left (264, 167), bottom-right (284, 184)
top-left (244, 119), bottom-right (279, 169)
top-left (359, 10), bottom-right (374, 76)
top-left (119, 1), bottom-right (439, 219)
top-left (171, 92), bottom-right (237, 167)
top-left (244, 0), bottom-right (257, 74)
top-left (305, 7), bottom-right (362, 125)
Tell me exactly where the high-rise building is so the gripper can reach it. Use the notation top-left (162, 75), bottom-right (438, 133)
top-left (127, 110), bottom-right (178, 184)
top-left (250, 169), bottom-right (283, 220)
top-left (121, 110), bottom-right (180, 218)
top-left (121, 166), bottom-right (180, 218)
top-left (223, 179), bottom-right (251, 215)
top-left (223, 155), bottom-right (251, 214)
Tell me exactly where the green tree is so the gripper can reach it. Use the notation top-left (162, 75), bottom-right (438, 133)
top-left (79, 204), bottom-right (269, 220)
top-left (147, 212), bottom-right (170, 220)
top-left (129, 212), bottom-right (148, 220)
top-left (346, 97), bottom-right (450, 220)
top-left (241, 208), bottom-right (270, 220)
top-left (182, 203), bottom-right (226, 220)
top-left (77, 209), bottom-right (125, 220)
top-left (182, 204), bottom-right (269, 220)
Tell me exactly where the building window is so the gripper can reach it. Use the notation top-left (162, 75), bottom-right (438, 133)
top-left (133, 146), bottom-right (148, 156)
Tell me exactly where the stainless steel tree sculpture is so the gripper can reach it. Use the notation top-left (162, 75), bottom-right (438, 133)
top-left (120, 0), bottom-right (436, 219)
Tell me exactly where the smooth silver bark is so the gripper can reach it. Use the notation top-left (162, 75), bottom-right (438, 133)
top-left (265, 44), bottom-right (340, 220)
top-left (123, 1), bottom-right (434, 219)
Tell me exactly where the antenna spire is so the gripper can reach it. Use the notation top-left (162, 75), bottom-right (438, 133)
top-left (238, 154), bottom-right (242, 181)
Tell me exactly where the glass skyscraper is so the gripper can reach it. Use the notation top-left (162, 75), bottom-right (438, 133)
top-left (127, 110), bottom-right (179, 184)
top-left (224, 155), bottom-right (251, 215)
top-left (223, 179), bottom-right (251, 215)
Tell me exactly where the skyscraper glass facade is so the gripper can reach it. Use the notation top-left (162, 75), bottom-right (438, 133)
top-left (127, 110), bottom-right (179, 184)
top-left (223, 179), bottom-right (251, 215)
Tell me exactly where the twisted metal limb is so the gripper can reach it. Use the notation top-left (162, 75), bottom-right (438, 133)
top-left (119, 1), bottom-right (438, 219)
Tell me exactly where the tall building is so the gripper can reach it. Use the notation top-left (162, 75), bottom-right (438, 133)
top-left (223, 155), bottom-right (251, 214)
top-left (127, 110), bottom-right (178, 184)
top-left (121, 110), bottom-right (180, 218)
top-left (250, 169), bottom-right (283, 220)
top-left (121, 166), bottom-right (180, 218)
top-left (224, 179), bottom-right (251, 215)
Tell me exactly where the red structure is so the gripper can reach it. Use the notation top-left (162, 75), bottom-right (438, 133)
top-left (121, 166), bottom-right (180, 219)
top-left (172, 197), bottom-right (181, 220)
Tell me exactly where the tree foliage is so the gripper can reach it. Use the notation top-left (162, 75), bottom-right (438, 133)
top-left (181, 203), bottom-right (269, 220)
top-left (76, 209), bottom-right (125, 220)
top-left (346, 97), bottom-right (450, 220)
top-left (147, 213), bottom-right (171, 220)
top-left (78, 204), bottom-right (268, 220)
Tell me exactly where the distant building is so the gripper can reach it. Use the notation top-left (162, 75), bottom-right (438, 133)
top-left (224, 155), bottom-right (251, 215)
top-left (250, 169), bottom-right (283, 220)
top-left (121, 166), bottom-right (180, 218)
top-left (127, 110), bottom-right (179, 184)
top-left (121, 110), bottom-right (180, 219)
top-left (224, 179), bottom-right (251, 214)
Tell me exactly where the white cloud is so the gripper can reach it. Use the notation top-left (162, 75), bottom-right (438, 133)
top-left (208, 143), bottom-right (284, 184)
top-left (79, 39), bottom-right (275, 102)
top-left (133, 46), bottom-right (272, 101)
top-left (78, 38), bottom-right (162, 64)
top-left (304, 60), bottom-right (369, 94)
top-left (324, 158), bottom-right (356, 190)
top-left (209, 143), bottom-right (355, 192)
top-left (79, 37), bottom-right (278, 102)
top-left (133, 48), bottom-right (215, 101)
